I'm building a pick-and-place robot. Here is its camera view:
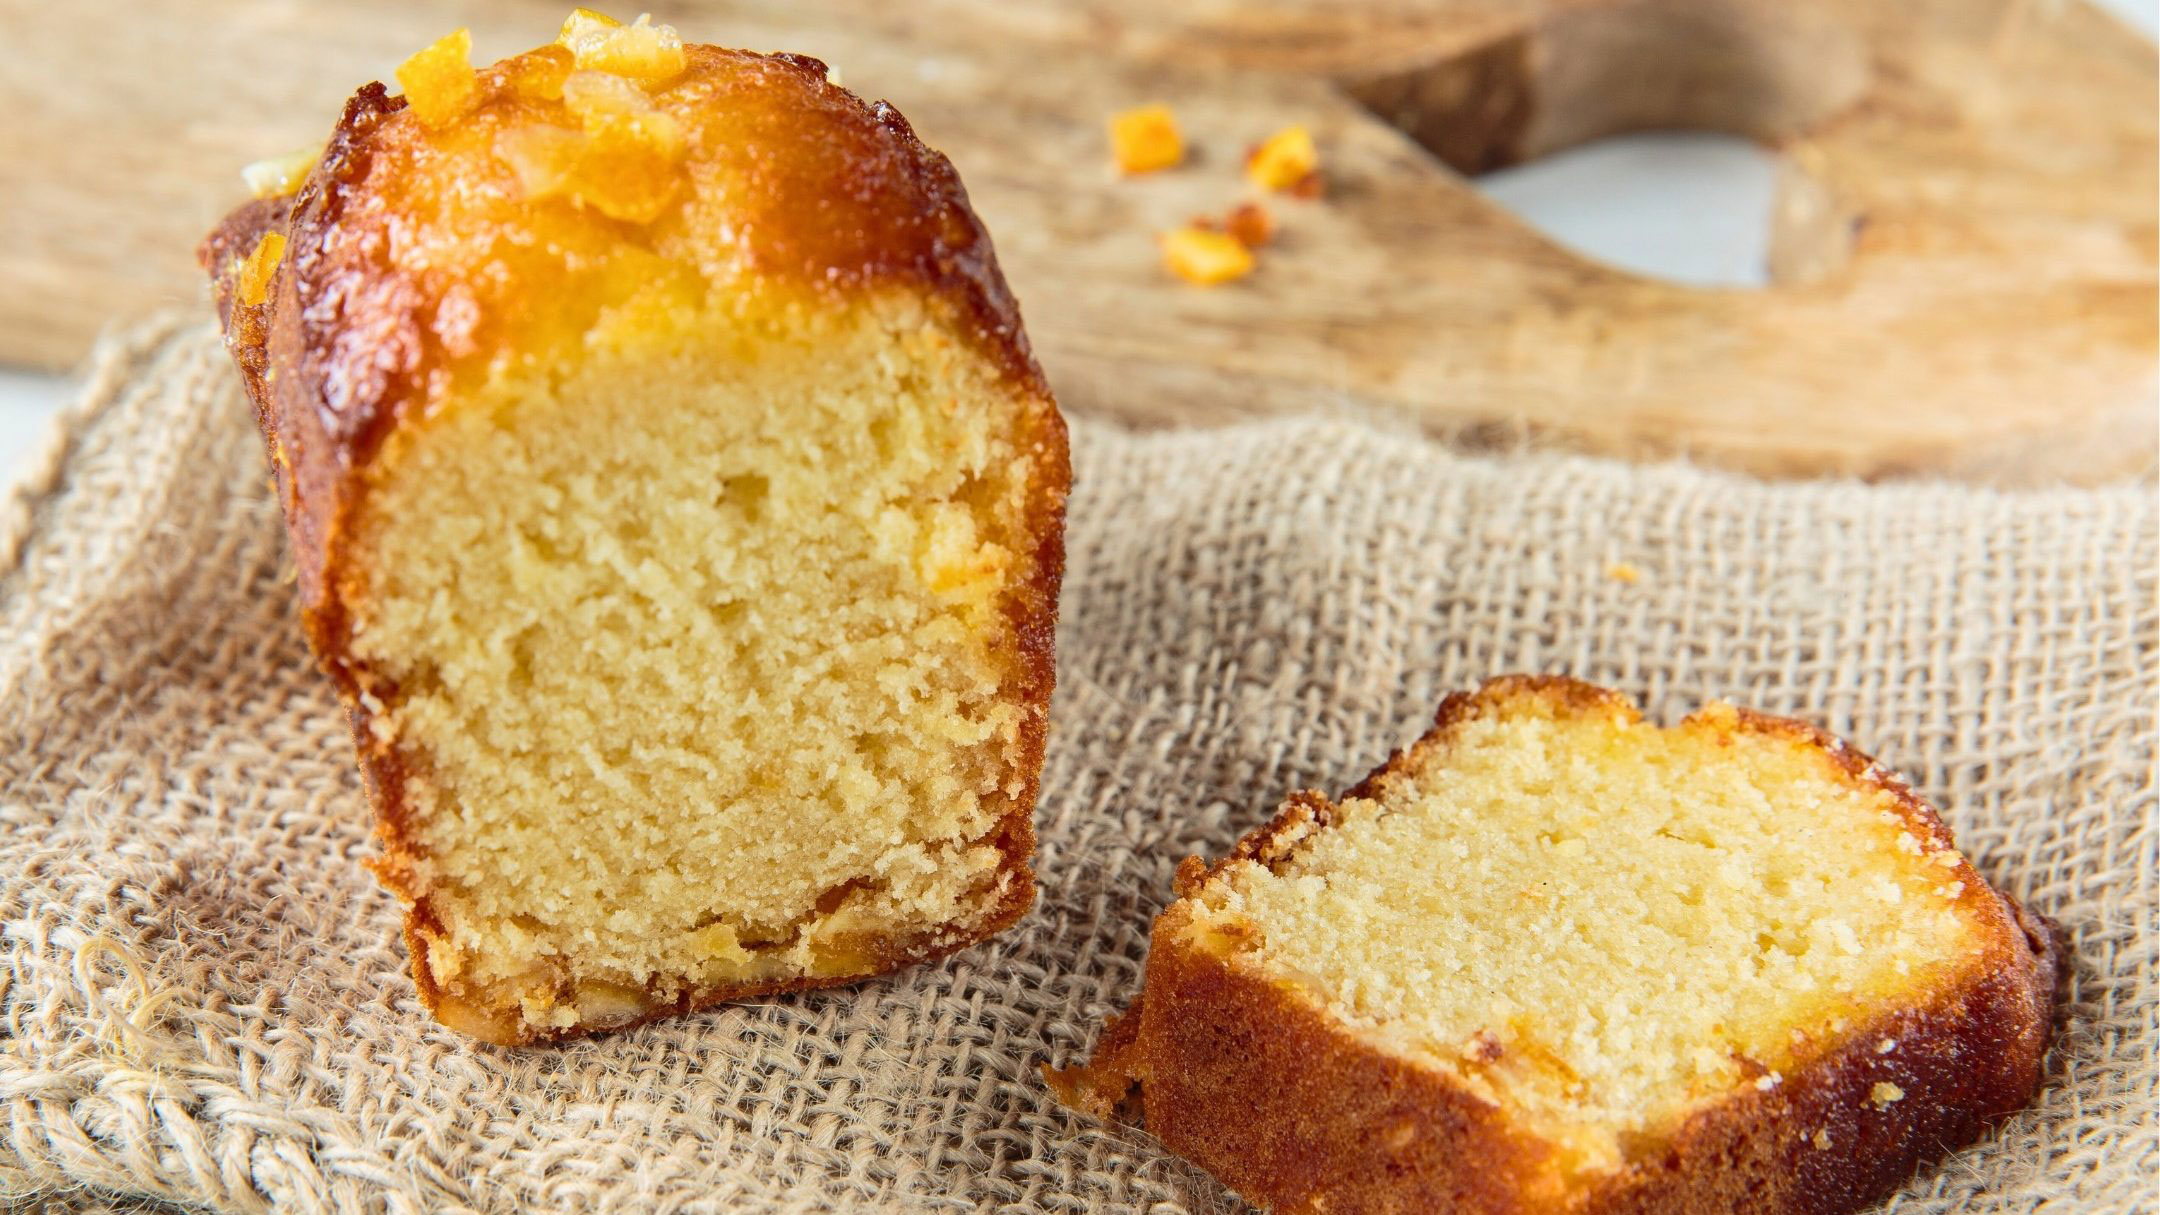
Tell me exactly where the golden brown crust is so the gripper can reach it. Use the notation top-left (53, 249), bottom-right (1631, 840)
top-left (200, 40), bottom-right (1066, 1046)
top-left (1062, 676), bottom-right (2059, 1215)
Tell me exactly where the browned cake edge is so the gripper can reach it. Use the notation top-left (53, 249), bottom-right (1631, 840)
top-left (1051, 676), bottom-right (2060, 1215)
top-left (199, 53), bottom-right (1070, 1046)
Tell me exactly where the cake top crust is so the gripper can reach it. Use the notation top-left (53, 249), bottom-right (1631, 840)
top-left (201, 31), bottom-right (1048, 471)
top-left (196, 16), bottom-right (1066, 687)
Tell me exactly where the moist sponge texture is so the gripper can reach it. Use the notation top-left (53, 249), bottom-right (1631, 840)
top-left (1060, 677), bottom-right (2057, 1215)
top-left (1198, 684), bottom-right (1977, 1146)
top-left (360, 294), bottom-right (1043, 1041)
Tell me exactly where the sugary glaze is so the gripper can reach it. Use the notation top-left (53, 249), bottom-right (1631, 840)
top-left (202, 16), bottom-right (1067, 1044)
top-left (1055, 677), bottom-right (2058, 1215)
top-left (205, 36), bottom-right (1051, 547)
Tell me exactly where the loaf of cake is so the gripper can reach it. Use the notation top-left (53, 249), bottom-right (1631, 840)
top-left (200, 12), bottom-right (1068, 1045)
top-left (1054, 676), bottom-right (2057, 1214)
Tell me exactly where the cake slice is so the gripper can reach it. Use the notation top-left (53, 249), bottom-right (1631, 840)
top-left (1054, 677), bottom-right (2057, 1214)
top-left (200, 12), bottom-right (1067, 1044)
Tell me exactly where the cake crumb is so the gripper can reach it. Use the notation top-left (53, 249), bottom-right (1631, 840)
top-left (1869, 1081), bottom-right (1905, 1107)
top-left (1464, 1029), bottom-right (1504, 1062)
top-left (241, 145), bottom-right (321, 200)
top-left (1606, 562), bottom-right (1642, 584)
top-left (1813, 1128), bottom-right (1833, 1149)
top-left (1876, 1038), bottom-right (1897, 1054)
top-left (1754, 1071), bottom-right (1782, 1091)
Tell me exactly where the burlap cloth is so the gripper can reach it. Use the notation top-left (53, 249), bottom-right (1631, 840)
top-left (1, 318), bottom-right (2153, 1214)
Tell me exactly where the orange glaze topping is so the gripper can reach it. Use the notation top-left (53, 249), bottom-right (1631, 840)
top-left (258, 33), bottom-right (1041, 462)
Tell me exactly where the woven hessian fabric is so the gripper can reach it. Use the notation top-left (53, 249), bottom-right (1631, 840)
top-left (2, 320), bottom-right (2154, 1214)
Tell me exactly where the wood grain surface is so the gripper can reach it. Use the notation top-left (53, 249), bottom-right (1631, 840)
top-left (5, 0), bottom-right (2154, 483)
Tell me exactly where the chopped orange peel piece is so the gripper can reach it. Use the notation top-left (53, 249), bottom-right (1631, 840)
top-left (1110, 104), bottom-right (1184, 175)
top-left (496, 125), bottom-right (586, 196)
top-left (240, 145), bottom-right (321, 200)
top-left (503, 44), bottom-right (575, 101)
top-left (397, 28), bottom-right (480, 128)
top-left (1224, 201), bottom-right (1275, 247)
top-left (560, 5), bottom-right (621, 35)
top-left (1161, 226), bottom-right (1254, 286)
top-left (235, 232), bottom-right (287, 308)
top-left (558, 9), bottom-right (686, 84)
top-left (1246, 124), bottom-right (1318, 192)
top-left (497, 67), bottom-right (686, 223)
top-left (564, 68), bottom-right (674, 131)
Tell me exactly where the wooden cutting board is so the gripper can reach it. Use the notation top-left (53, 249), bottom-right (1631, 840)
top-left (5, 0), bottom-right (2154, 484)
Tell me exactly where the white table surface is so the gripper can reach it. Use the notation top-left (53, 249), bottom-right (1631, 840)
top-left (4, 0), bottom-right (2152, 487)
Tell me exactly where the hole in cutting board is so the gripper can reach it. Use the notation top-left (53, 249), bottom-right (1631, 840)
top-left (1475, 131), bottom-right (1777, 288)
top-left (1342, 0), bottom-right (1870, 289)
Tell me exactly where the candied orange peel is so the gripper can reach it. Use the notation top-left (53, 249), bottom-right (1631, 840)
top-left (496, 67), bottom-right (686, 223)
top-left (236, 232), bottom-right (287, 308)
top-left (502, 44), bottom-right (575, 101)
top-left (563, 67), bottom-right (682, 137)
top-left (1224, 201), bottom-right (1275, 247)
top-left (1110, 104), bottom-right (1184, 175)
top-left (1246, 124), bottom-right (1318, 193)
top-left (398, 28), bottom-right (480, 128)
top-left (558, 9), bottom-right (686, 84)
top-left (1161, 226), bottom-right (1254, 286)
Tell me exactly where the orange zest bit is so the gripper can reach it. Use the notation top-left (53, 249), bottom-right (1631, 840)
top-left (1246, 124), bottom-right (1318, 193)
top-left (236, 232), bottom-right (287, 308)
top-left (397, 28), bottom-right (480, 128)
top-left (502, 43), bottom-right (575, 101)
top-left (1224, 201), bottom-right (1275, 247)
top-left (1110, 104), bottom-right (1184, 175)
top-left (559, 9), bottom-right (687, 84)
top-left (496, 67), bottom-right (687, 223)
top-left (1161, 226), bottom-right (1254, 286)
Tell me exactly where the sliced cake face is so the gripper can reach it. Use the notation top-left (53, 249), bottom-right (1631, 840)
top-left (202, 15), bottom-right (1066, 1044)
top-left (1182, 683), bottom-right (1993, 1166)
top-left (1075, 678), bottom-right (2057, 1214)
top-left (354, 288), bottom-right (1055, 1042)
